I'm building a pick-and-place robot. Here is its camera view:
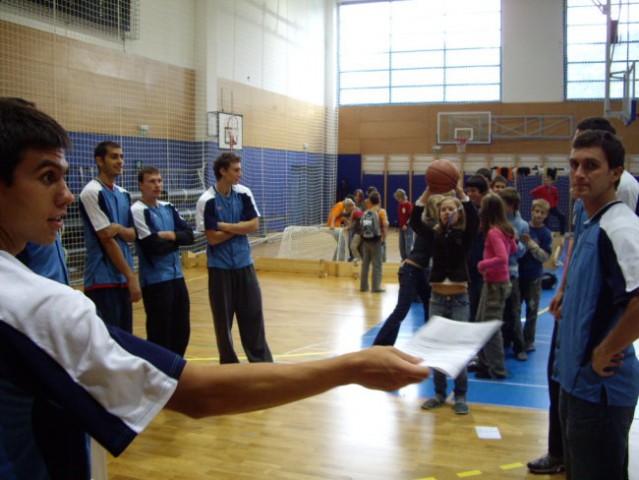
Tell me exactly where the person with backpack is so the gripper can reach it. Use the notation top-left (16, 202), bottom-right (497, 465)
top-left (360, 191), bottom-right (389, 293)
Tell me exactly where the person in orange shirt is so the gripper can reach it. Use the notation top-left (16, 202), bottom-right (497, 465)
top-left (327, 198), bottom-right (355, 229)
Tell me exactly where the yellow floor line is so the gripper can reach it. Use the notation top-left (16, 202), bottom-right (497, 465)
top-left (457, 470), bottom-right (482, 477)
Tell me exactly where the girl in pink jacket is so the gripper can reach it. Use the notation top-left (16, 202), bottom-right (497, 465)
top-left (474, 194), bottom-right (517, 380)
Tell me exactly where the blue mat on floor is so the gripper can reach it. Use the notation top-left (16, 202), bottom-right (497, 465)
top-left (363, 250), bottom-right (569, 410)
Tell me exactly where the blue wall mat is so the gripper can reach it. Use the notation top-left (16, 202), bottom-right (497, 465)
top-left (518, 174), bottom-right (542, 223)
top-left (412, 173), bottom-right (427, 200)
top-left (553, 175), bottom-right (571, 232)
top-left (337, 154), bottom-right (362, 200)
top-left (64, 132), bottom-right (338, 236)
top-left (386, 173), bottom-right (411, 226)
top-left (518, 174), bottom-right (570, 232)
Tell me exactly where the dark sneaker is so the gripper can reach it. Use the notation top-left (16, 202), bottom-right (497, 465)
top-left (527, 454), bottom-right (564, 474)
top-left (475, 369), bottom-right (507, 380)
top-left (453, 398), bottom-right (469, 415)
top-left (421, 395), bottom-right (446, 410)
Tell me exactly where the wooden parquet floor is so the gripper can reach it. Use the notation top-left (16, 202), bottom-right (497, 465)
top-left (106, 229), bottom-right (638, 479)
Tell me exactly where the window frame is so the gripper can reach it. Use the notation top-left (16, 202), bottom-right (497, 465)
top-left (564, 0), bottom-right (639, 101)
top-left (337, 0), bottom-right (503, 106)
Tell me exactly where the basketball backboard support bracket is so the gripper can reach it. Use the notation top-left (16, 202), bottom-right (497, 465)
top-left (491, 115), bottom-right (574, 140)
top-left (437, 112), bottom-right (574, 143)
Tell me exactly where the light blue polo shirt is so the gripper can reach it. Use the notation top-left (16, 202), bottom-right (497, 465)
top-left (553, 201), bottom-right (639, 407)
top-left (195, 184), bottom-right (259, 269)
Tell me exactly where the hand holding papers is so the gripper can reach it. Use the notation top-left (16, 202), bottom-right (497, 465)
top-left (399, 316), bottom-right (503, 378)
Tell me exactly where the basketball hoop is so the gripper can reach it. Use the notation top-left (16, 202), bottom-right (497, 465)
top-left (455, 138), bottom-right (468, 153)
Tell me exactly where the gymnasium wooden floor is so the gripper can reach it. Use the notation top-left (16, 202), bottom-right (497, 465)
top-left (106, 230), bottom-right (639, 480)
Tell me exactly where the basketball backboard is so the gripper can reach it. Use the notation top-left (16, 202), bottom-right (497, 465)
top-left (437, 112), bottom-right (491, 144)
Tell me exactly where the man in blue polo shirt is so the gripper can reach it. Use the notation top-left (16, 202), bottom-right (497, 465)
top-left (196, 152), bottom-right (273, 363)
top-left (79, 141), bottom-right (141, 332)
top-left (553, 130), bottom-right (639, 480)
top-left (132, 166), bottom-right (194, 356)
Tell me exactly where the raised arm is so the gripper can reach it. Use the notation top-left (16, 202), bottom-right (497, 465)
top-left (409, 189), bottom-right (435, 241)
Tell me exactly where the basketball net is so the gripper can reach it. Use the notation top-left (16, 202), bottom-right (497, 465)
top-left (455, 138), bottom-right (467, 153)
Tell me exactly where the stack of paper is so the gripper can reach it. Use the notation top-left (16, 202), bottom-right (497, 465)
top-left (399, 315), bottom-right (503, 378)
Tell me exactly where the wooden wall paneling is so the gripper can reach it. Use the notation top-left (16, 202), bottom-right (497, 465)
top-left (339, 103), bottom-right (639, 156)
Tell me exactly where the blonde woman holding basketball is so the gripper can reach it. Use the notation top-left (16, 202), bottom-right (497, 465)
top-left (410, 179), bottom-right (479, 415)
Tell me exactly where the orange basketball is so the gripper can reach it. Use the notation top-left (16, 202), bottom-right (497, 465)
top-left (426, 159), bottom-right (460, 194)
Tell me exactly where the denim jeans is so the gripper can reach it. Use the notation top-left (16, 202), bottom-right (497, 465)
top-left (559, 390), bottom-right (635, 480)
top-left (398, 226), bottom-right (414, 261)
top-left (519, 277), bottom-right (542, 346)
top-left (429, 290), bottom-right (469, 398)
top-left (373, 262), bottom-right (431, 346)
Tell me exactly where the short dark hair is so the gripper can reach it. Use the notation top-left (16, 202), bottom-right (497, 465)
top-left (575, 117), bottom-right (616, 135)
top-left (94, 141), bottom-right (122, 160)
top-left (498, 187), bottom-right (521, 212)
top-left (137, 166), bottom-right (160, 183)
top-left (572, 130), bottom-right (625, 170)
top-left (369, 191), bottom-right (381, 206)
top-left (0, 97), bottom-right (71, 186)
top-left (213, 152), bottom-right (241, 180)
top-left (475, 167), bottom-right (491, 182)
top-left (491, 175), bottom-right (508, 186)
top-left (466, 174), bottom-right (489, 194)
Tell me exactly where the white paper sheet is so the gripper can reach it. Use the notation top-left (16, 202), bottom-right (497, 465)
top-left (399, 315), bottom-right (503, 378)
top-left (475, 426), bottom-right (502, 439)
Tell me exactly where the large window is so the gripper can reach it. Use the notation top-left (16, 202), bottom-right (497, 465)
top-left (338, 0), bottom-right (501, 105)
top-left (566, 0), bottom-right (639, 100)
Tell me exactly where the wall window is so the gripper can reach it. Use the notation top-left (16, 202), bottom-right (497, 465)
top-left (338, 0), bottom-right (501, 105)
top-left (566, 0), bottom-right (639, 100)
